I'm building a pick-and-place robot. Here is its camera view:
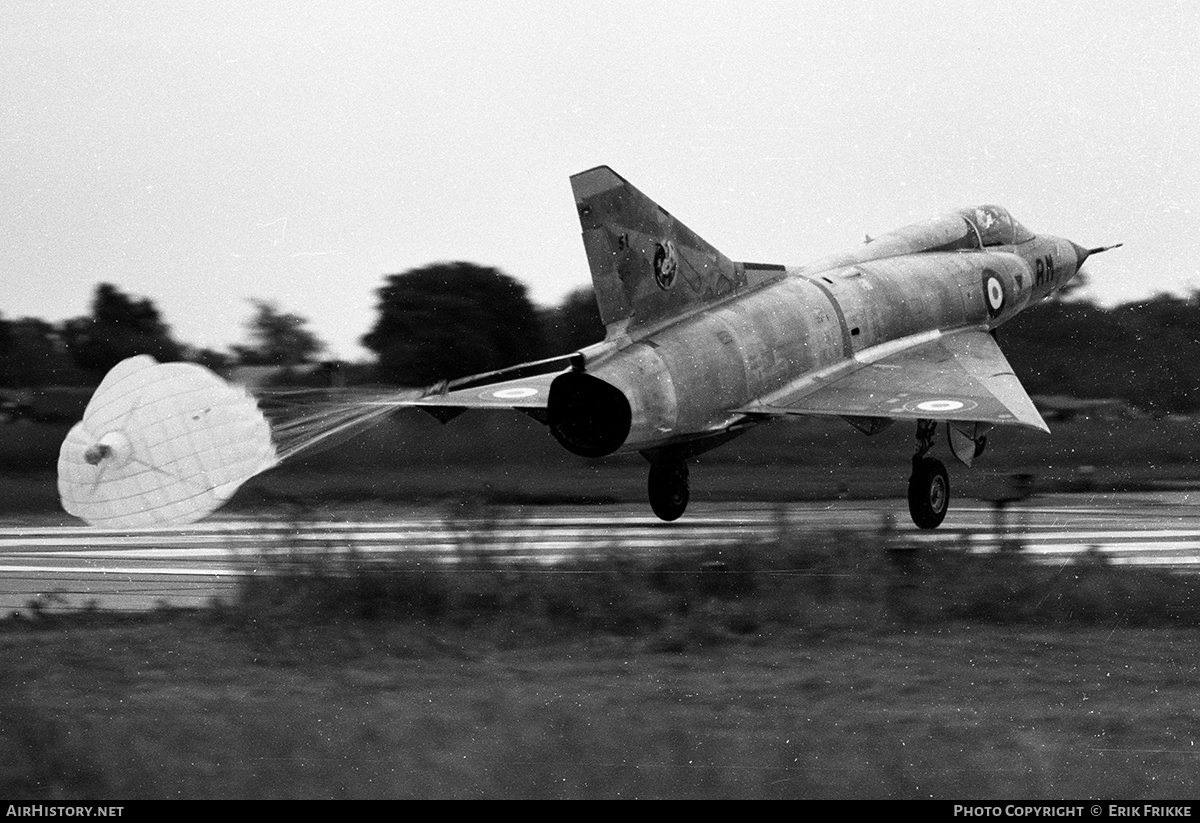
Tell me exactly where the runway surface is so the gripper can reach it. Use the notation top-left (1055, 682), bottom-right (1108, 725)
top-left (3, 491), bottom-right (1200, 615)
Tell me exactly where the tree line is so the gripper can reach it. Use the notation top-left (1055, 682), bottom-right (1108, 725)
top-left (1000, 293), bottom-right (1200, 414)
top-left (3, 262), bottom-right (1199, 414)
top-left (0, 263), bottom-right (603, 390)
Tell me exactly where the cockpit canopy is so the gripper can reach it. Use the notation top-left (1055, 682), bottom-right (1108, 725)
top-left (799, 204), bottom-right (1037, 274)
top-left (876, 205), bottom-right (1036, 255)
top-left (959, 205), bottom-right (1035, 247)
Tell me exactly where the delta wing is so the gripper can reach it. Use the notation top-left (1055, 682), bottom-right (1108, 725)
top-left (737, 328), bottom-right (1048, 432)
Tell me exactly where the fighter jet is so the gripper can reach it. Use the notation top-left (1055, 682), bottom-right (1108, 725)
top-left (399, 166), bottom-right (1119, 528)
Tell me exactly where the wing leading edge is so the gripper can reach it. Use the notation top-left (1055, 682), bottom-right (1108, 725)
top-left (737, 328), bottom-right (1049, 432)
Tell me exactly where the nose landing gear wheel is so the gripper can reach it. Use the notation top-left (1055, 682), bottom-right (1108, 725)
top-left (648, 461), bottom-right (689, 522)
top-left (908, 456), bottom-right (949, 529)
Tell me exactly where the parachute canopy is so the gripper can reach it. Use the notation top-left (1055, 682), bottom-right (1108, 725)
top-left (58, 355), bottom-right (278, 528)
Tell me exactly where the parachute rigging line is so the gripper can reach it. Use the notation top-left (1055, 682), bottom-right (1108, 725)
top-left (58, 357), bottom-right (421, 528)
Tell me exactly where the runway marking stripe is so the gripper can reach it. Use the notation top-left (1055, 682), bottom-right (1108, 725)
top-left (9, 501), bottom-right (1200, 612)
top-left (0, 564), bottom-right (242, 577)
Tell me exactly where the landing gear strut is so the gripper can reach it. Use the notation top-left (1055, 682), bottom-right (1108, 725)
top-left (640, 431), bottom-right (750, 522)
top-left (908, 419), bottom-right (949, 529)
top-left (648, 460), bottom-right (689, 522)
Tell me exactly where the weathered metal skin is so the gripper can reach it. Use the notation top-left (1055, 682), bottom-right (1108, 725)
top-left (395, 167), bottom-right (1112, 525)
top-left (549, 209), bottom-right (1086, 458)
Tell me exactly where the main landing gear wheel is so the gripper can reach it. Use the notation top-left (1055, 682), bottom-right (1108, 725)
top-left (648, 461), bottom-right (689, 522)
top-left (908, 456), bottom-right (949, 530)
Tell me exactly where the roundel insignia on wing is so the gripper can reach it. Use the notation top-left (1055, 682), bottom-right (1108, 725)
top-left (917, 400), bottom-right (966, 412)
top-left (983, 269), bottom-right (1006, 318)
top-left (899, 398), bottom-right (980, 414)
top-left (485, 387), bottom-right (540, 400)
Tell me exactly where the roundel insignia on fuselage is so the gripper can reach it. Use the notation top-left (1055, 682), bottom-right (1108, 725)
top-left (983, 269), bottom-right (1006, 318)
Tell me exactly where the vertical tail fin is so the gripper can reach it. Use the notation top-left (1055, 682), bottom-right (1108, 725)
top-left (570, 166), bottom-right (746, 334)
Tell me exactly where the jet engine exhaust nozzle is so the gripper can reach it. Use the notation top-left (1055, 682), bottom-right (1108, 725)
top-left (547, 371), bottom-right (632, 458)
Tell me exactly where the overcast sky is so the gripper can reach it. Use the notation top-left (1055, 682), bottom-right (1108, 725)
top-left (3, 1), bottom-right (1196, 360)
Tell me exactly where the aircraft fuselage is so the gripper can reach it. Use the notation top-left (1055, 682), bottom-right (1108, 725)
top-left (411, 167), bottom-right (1115, 525)
top-left (553, 222), bottom-right (1083, 459)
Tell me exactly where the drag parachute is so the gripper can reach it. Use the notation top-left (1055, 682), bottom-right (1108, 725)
top-left (58, 356), bottom-right (278, 528)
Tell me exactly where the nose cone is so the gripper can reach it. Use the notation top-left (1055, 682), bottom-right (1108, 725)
top-left (1071, 241), bottom-right (1123, 271)
top-left (1070, 241), bottom-right (1091, 272)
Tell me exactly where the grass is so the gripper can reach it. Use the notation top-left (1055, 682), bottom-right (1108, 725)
top-left (5, 616), bottom-right (1200, 799)
top-left (225, 524), bottom-right (1200, 635)
top-left (6, 522), bottom-right (1200, 799)
top-left (7, 409), bottom-right (1200, 798)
